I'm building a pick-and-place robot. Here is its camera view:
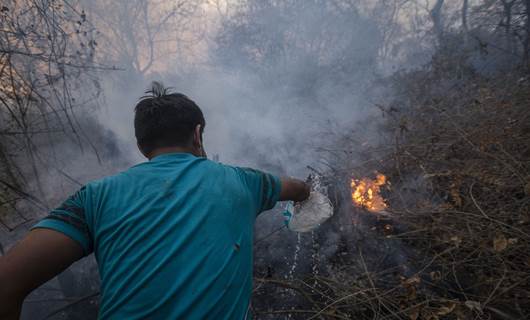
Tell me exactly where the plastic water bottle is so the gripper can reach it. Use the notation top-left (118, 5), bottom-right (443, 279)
top-left (283, 175), bottom-right (333, 232)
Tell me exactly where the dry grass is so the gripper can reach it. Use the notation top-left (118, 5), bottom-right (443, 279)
top-left (253, 69), bottom-right (530, 319)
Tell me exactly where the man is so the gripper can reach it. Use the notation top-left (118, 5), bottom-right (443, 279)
top-left (0, 83), bottom-right (310, 319)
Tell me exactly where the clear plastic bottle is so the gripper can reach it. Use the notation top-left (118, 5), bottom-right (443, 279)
top-left (283, 174), bottom-right (333, 232)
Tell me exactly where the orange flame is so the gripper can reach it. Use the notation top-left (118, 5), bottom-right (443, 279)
top-left (350, 173), bottom-right (388, 212)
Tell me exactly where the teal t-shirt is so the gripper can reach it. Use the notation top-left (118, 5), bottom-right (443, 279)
top-left (32, 153), bottom-right (282, 319)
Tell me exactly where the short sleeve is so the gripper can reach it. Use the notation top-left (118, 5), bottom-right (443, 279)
top-left (31, 186), bottom-right (93, 256)
top-left (237, 168), bottom-right (282, 214)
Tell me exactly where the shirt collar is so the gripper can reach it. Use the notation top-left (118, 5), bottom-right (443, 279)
top-left (150, 152), bottom-right (197, 162)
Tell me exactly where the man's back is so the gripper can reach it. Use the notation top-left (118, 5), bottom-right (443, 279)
top-left (0, 85), bottom-right (309, 320)
top-left (33, 153), bottom-right (281, 319)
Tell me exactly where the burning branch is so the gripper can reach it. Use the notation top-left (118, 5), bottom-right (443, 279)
top-left (350, 173), bottom-right (388, 212)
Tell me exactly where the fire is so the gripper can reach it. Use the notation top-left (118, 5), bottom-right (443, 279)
top-left (350, 173), bottom-right (388, 212)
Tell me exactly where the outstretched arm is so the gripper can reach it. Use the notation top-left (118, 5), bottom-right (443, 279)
top-left (0, 228), bottom-right (83, 319)
top-left (279, 177), bottom-right (311, 202)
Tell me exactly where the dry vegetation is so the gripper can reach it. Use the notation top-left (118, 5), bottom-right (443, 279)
top-left (0, 0), bottom-right (103, 230)
top-left (252, 59), bottom-right (530, 319)
top-left (375, 67), bottom-right (530, 320)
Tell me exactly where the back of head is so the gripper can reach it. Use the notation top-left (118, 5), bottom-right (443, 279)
top-left (134, 82), bottom-right (205, 155)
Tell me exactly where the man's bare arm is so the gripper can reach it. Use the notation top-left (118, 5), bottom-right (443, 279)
top-left (0, 229), bottom-right (83, 319)
top-left (279, 177), bottom-right (310, 202)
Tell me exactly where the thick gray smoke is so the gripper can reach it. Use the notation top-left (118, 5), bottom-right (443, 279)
top-left (98, 0), bottom-right (383, 176)
top-left (17, 1), bottom-right (393, 318)
top-left (88, 3), bottom-right (389, 291)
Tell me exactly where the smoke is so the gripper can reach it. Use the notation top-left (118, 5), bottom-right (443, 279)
top-left (14, 0), bottom-right (398, 318)
top-left (95, 0), bottom-right (384, 178)
top-left (94, 0), bottom-right (388, 289)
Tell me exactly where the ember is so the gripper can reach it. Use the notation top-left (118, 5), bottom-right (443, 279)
top-left (350, 173), bottom-right (387, 212)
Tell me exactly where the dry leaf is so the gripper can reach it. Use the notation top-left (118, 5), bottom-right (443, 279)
top-left (401, 275), bottom-right (421, 300)
top-left (437, 302), bottom-right (456, 316)
top-left (450, 178), bottom-right (462, 207)
top-left (493, 233), bottom-right (508, 252)
top-left (409, 306), bottom-right (420, 320)
top-left (404, 275), bottom-right (421, 286)
top-left (450, 235), bottom-right (462, 247)
top-left (407, 286), bottom-right (417, 300)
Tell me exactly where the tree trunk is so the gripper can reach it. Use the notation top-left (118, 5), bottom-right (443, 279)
top-left (524, 0), bottom-right (530, 69)
top-left (501, 0), bottom-right (514, 55)
top-left (430, 0), bottom-right (445, 44)
top-left (462, 0), bottom-right (469, 45)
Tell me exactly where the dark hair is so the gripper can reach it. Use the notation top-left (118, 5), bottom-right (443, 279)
top-left (134, 82), bottom-right (205, 154)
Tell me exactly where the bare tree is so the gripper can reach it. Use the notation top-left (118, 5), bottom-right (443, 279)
top-left (0, 0), bottom-right (101, 230)
top-left (523, 0), bottom-right (530, 66)
top-left (430, 0), bottom-right (445, 43)
top-left (214, 0), bottom-right (382, 96)
top-left (82, 0), bottom-right (205, 77)
top-left (462, 0), bottom-right (469, 43)
top-left (500, 0), bottom-right (516, 53)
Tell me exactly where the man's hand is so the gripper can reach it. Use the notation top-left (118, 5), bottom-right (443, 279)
top-left (279, 177), bottom-right (311, 202)
top-left (0, 229), bottom-right (84, 319)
